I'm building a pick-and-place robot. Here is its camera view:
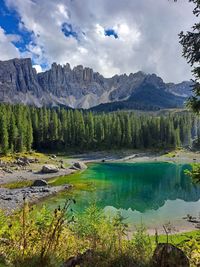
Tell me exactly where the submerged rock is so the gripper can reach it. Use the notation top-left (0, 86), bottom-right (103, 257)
top-left (41, 164), bottom-right (59, 173)
top-left (32, 179), bottom-right (48, 187)
top-left (152, 243), bottom-right (189, 267)
top-left (72, 162), bottom-right (87, 170)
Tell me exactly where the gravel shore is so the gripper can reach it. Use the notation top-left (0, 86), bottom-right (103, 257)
top-left (0, 149), bottom-right (199, 214)
top-left (0, 184), bottom-right (72, 213)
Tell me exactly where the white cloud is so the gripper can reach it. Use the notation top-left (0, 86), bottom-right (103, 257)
top-left (0, 27), bottom-right (20, 60)
top-left (4, 0), bottom-right (197, 82)
top-left (33, 64), bottom-right (42, 73)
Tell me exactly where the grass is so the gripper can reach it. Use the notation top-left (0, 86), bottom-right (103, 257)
top-left (163, 149), bottom-right (180, 158)
top-left (0, 201), bottom-right (198, 267)
top-left (151, 230), bottom-right (200, 246)
top-left (0, 151), bottom-right (48, 162)
top-left (0, 180), bottom-right (33, 189)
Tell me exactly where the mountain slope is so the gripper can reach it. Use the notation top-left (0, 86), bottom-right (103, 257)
top-left (91, 83), bottom-right (185, 112)
top-left (0, 58), bottom-right (191, 110)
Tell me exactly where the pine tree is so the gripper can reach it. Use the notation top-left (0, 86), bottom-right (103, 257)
top-left (26, 114), bottom-right (33, 151)
top-left (9, 113), bottom-right (17, 152)
top-left (179, 0), bottom-right (200, 112)
top-left (0, 113), bottom-right (9, 154)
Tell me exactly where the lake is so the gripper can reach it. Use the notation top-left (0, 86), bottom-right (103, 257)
top-left (45, 162), bottom-right (200, 229)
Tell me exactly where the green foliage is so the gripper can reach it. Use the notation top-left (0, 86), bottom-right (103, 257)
top-left (130, 225), bottom-right (153, 265)
top-left (186, 163), bottom-right (200, 183)
top-left (0, 202), bottom-right (199, 266)
top-left (179, 0), bottom-right (200, 113)
top-left (0, 103), bottom-right (196, 154)
top-left (0, 202), bottom-right (154, 267)
top-left (0, 199), bottom-right (76, 267)
top-left (72, 204), bottom-right (105, 250)
top-left (178, 233), bottom-right (200, 267)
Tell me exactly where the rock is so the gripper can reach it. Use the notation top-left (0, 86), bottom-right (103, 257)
top-left (152, 243), bottom-right (189, 267)
top-left (15, 157), bottom-right (32, 166)
top-left (196, 223), bottom-right (200, 229)
top-left (72, 162), bottom-right (87, 170)
top-left (42, 188), bottom-right (50, 193)
top-left (32, 179), bottom-right (48, 187)
top-left (41, 164), bottom-right (59, 173)
top-left (0, 160), bottom-right (6, 167)
top-left (0, 184), bottom-right (72, 212)
top-left (2, 168), bottom-right (13, 174)
top-left (60, 164), bottom-right (65, 169)
top-left (27, 158), bottom-right (39, 163)
top-left (0, 57), bottom-right (190, 109)
top-left (1, 196), bottom-right (12, 201)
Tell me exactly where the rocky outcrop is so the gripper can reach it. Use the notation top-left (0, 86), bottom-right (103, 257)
top-left (0, 58), bottom-right (191, 110)
top-left (152, 243), bottom-right (189, 267)
top-left (41, 165), bottom-right (59, 173)
top-left (32, 179), bottom-right (48, 187)
top-left (71, 162), bottom-right (87, 170)
top-left (0, 58), bottom-right (40, 98)
top-left (167, 81), bottom-right (193, 97)
top-left (0, 184), bottom-right (71, 212)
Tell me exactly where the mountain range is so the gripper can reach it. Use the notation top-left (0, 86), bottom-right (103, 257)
top-left (0, 58), bottom-right (193, 111)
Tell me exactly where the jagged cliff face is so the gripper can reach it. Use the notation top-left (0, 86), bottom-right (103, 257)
top-left (0, 58), bottom-right (39, 103)
top-left (37, 62), bottom-right (110, 108)
top-left (0, 58), bottom-right (192, 109)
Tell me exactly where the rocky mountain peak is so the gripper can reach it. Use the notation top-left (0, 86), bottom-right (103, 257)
top-left (144, 73), bottom-right (165, 89)
top-left (0, 57), bottom-right (192, 109)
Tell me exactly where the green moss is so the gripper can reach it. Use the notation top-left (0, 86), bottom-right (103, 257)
top-left (1, 180), bottom-right (33, 189)
top-left (48, 171), bottom-right (106, 192)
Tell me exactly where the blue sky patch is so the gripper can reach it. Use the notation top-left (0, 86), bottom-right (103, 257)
top-left (0, 0), bottom-right (33, 53)
top-left (61, 22), bottom-right (78, 40)
top-left (104, 29), bottom-right (118, 39)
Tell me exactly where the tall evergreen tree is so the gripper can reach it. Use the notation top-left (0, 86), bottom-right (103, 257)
top-left (179, 0), bottom-right (200, 112)
top-left (0, 113), bottom-right (8, 154)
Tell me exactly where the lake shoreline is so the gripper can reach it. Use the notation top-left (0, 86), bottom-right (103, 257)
top-left (69, 149), bottom-right (200, 164)
top-left (0, 149), bottom-right (199, 235)
top-left (0, 149), bottom-right (199, 186)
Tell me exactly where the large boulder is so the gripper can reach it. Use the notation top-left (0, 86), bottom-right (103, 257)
top-left (41, 165), bottom-right (59, 173)
top-left (32, 179), bottom-right (48, 187)
top-left (72, 162), bottom-right (87, 170)
top-left (152, 243), bottom-right (189, 267)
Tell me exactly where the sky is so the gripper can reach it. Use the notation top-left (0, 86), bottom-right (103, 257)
top-left (0, 0), bottom-right (197, 82)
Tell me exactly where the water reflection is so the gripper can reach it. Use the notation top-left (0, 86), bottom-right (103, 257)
top-left (41, 162), bottom-right (200, 227)
top-left (78, 162), bottom-right (200, 212)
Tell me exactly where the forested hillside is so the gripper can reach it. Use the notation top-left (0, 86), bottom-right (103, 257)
top-left (0, 104), bottom-right (198, 154)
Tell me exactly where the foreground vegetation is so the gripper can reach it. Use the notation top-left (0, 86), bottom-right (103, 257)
top-left (187, 163), bottom-right (200, 184)
top-left (0, 200), bottom-right (198, 267)
top-left (0, 104), bottom-right (199, 154)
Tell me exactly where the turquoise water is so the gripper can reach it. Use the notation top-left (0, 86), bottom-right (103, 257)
top-left (44, 162), bottom-right (200, 228)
